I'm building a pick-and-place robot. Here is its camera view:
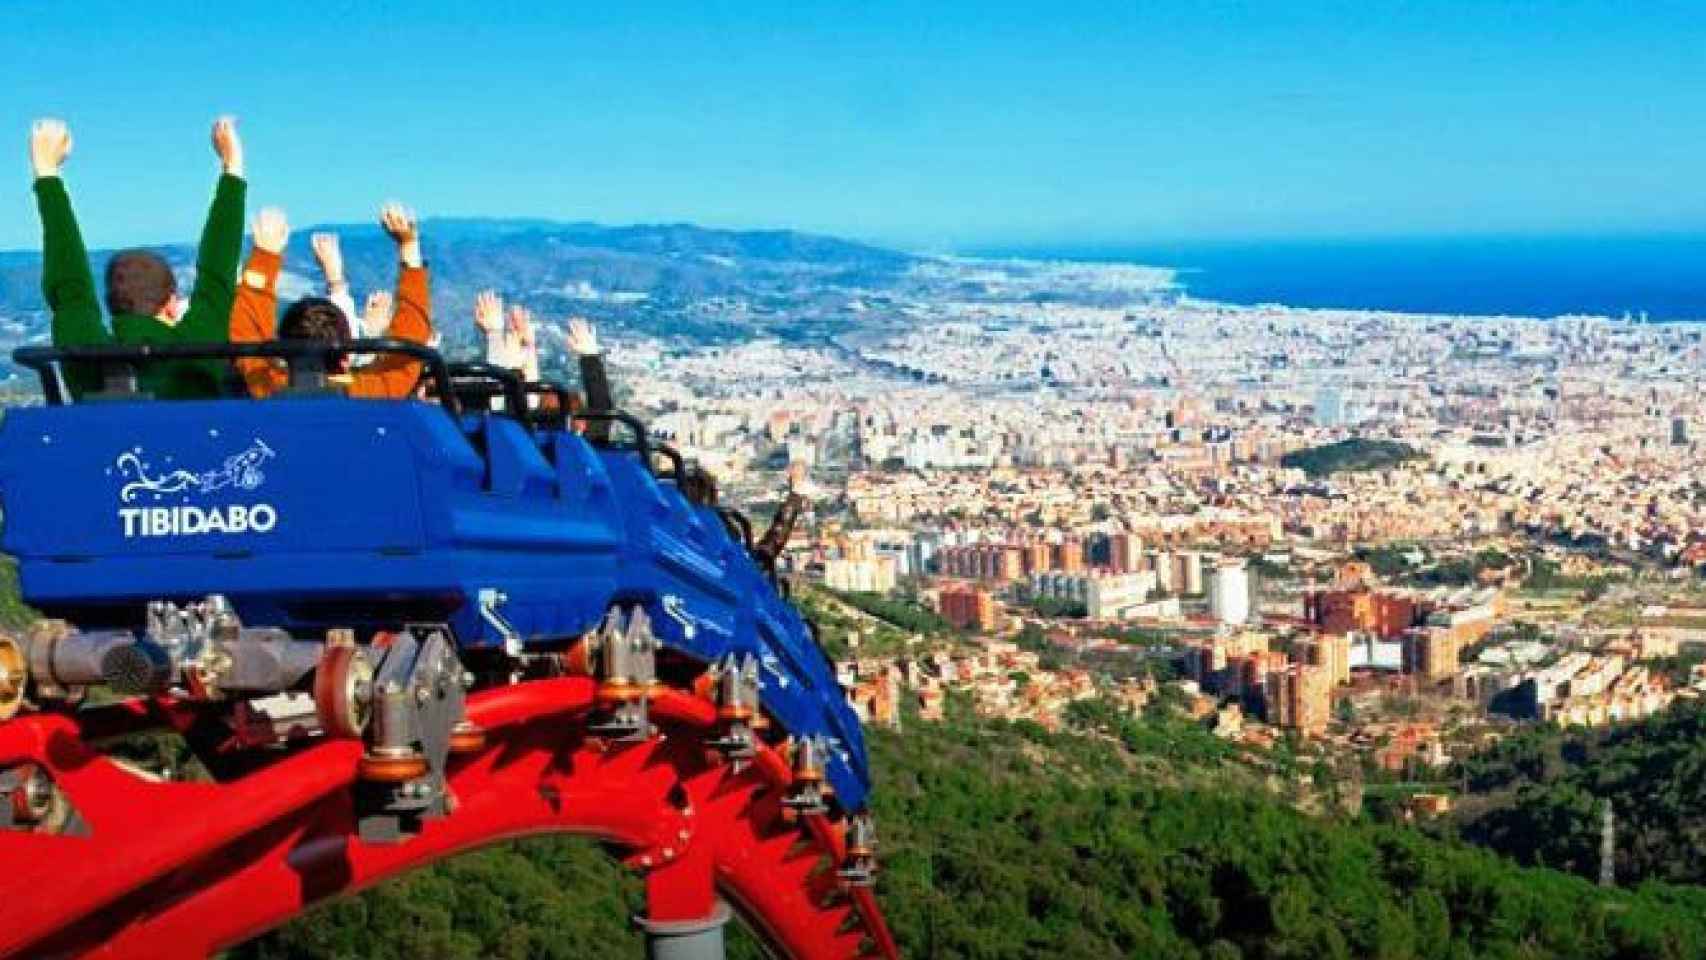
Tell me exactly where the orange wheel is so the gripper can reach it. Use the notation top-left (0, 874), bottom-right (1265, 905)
top-left (358, 752), bottom-right (428, 783)
top-left (447, 722), bottom-right (486, 755)
top-left (596, 679), bottom-right (641, 707)
top-left (0, 635), bottom-right (25, 721)
top-left (314, 645), bottom-right (373, 739)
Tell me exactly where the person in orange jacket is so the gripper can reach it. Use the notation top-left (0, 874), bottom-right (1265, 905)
top-left (231, 202), bottom-right (430, 399)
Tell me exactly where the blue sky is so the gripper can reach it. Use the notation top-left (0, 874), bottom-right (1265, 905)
top-left (3, 0), bottom-right (1705, 251)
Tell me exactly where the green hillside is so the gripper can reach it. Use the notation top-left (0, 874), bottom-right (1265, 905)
top-left (236, 695), bottom-right (1706, 960)
top-left (1454, 700), bottom-right (1706, 888)
top-left (1281, 439), bottom-right (1425, 478)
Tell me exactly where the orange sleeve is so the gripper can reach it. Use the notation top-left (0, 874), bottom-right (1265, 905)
top-left (349, 264), bottom-right (431, 399)
top-left (231, 248), bottom-right (287, 398)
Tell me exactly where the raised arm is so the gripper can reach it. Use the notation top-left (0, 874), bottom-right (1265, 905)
top-left (30, 119), bottom-right (107, 350)
top-left (362, 290), bottom-right (394, 336)
top-left (179, 116), bottom-right (248, 342)
top-left (231, 207), bottom-right (289, 398)
top-left (568, 317), bottom-right (615, 443)
top-left (473, 290), bottom-right (507, 361)
top-left (755, 463), bottom-right (809, 563)
top-left (311, 232), bottom-right (362, 335)
top-left (508, 305), bottom-right (540, 381)
top-left (350, 203), bottom-right (430, 399)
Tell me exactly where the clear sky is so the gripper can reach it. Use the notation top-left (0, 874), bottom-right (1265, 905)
top-left (4, 0), bottom-right (1705, 252)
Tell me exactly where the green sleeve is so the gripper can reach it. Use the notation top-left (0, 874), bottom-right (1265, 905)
top-left (176, 173), bottom-right (246, 343)
top-left (33, 177), bottom-right (108, 347)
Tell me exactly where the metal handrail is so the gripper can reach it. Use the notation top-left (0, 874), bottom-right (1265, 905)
top-left (13, 339), bottom-right (459, 414)
top-left (438, 361), bottom-right (528, 419)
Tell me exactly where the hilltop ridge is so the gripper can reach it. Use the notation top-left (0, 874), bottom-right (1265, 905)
top-left (0, 217), bottom-right (921, 358)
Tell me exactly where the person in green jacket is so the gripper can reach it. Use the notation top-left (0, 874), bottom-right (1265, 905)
top-left (29, 116), bottom-right (247, 399)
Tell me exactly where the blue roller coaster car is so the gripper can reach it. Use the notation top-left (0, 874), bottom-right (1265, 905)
top-left (0, 341), bottom-right (870, 809)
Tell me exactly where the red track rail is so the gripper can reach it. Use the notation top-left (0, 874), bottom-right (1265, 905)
top-left (0, 679), bottom-right (900, 959)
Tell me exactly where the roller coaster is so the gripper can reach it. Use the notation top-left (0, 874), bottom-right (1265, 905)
top-left (0, 341), bottom-right (899, 959)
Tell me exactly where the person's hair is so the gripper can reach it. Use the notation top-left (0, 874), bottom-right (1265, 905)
top-left (104, 250), bottom-right (177, 316)
top-left (281, 298), bottom-right (353, 373)
top-left (681, 466), bottom-right (721, 507)
top-left (280, 297), bottom-right (351, 343)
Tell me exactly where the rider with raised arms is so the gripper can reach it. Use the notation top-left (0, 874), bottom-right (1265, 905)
top-left (29, 116), bottom-right (247, 399)
top-left (229, 203), bottom-right (432, 399)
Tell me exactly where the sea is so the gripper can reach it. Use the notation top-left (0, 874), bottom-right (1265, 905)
top-left (985, 235), bottom-right (1706, 321)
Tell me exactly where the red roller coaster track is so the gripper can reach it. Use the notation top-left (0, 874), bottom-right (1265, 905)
top-left (0, 678), bottom-right (900, 959)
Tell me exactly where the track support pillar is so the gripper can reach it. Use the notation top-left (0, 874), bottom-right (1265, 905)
top-left (640, 901), bottom-right (732, 960)
top-left (641, 840), bottom-right (726, 960)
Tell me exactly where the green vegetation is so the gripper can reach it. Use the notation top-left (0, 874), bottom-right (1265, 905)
top-left (794, 587), bottom-right (861, 658)
top-left (0, 559), bottom-right (35, 631)
top-left (1453, 701), bottom-right (1706, 887)
top-left (1092, 624), bottom-right (1171, 646)
top-left (240, 697), bottom-right (1706, 959)
top-left (1522, 557), bottom-right (1623, 597)
top-left (1248, 555), bottom-right (1299, 582)
top-left (1651, 648), bottom-right (1706, 687)
top-left (1353, 545), bottom-right (1514, 587)
top-left (1280, 438), bottom-right (1424, 478)
top-left (826, 588), bottom-right (956, 636)
top-left (231, 837), bottom-right (692, 960)
top-left (794, 586), bottom-right (951, 658)
top-left (1411, 548), bottom-right (1512, 587)
top-left (1027, 594), bottom-right (1087, 619)
top-left (1065, 693), bottom-right (1239, 767)
top-left (1348, 546), bottom-right (1622, 594)
top-left (1355, 543), bottom-right (1425, 579)
top-left (1014, 622), bottom-right (1071, 672)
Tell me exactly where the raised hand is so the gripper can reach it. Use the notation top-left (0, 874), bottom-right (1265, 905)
top-left (252, 207), bottom-right (289, 255)
top-left (507, 304), bottom-right (535, 347)
top-left (29, 118), bottom-right (72, 179)
top-left (211, 116), bottom-right (243, 178)
top-left (311, 233), bottom-right (345, 288)
top-left (473, 290), bottom-right (503, 335)
top-left (565, 317), bottom-right (599, 356)
top-left (379, 202), bottom-right (418, 244)
top-left (786, 461), bottom-right (807, 493)
top-left (363, 290), bottom-right (393, 333)
top-left (380, 201), bottom-right (422, 268)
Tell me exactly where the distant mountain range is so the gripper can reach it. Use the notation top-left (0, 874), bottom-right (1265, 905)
top-left (0, 218), bottom-right (923, 352)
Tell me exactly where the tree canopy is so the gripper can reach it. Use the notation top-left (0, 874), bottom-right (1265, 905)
top-left (238, 698), bottom-right (1706, 959)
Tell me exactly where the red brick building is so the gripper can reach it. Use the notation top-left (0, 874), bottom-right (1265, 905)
top-left (938, 583), bottom-right (999, 632)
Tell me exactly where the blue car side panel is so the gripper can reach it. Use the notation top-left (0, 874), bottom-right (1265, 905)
top-left (0, 396), bottom-right (870, 808)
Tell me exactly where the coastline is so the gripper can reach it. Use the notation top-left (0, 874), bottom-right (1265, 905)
top-left (973, 234), bottom-right (1706, 322)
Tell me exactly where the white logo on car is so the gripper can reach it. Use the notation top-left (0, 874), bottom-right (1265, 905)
top-left (114, 439), bottom-right (275, 503)
top-left (109, 439), bottom-right (280, 538)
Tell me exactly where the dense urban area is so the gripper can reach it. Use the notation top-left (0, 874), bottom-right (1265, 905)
top-left (608, 255), bottom-right (1706, 775)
